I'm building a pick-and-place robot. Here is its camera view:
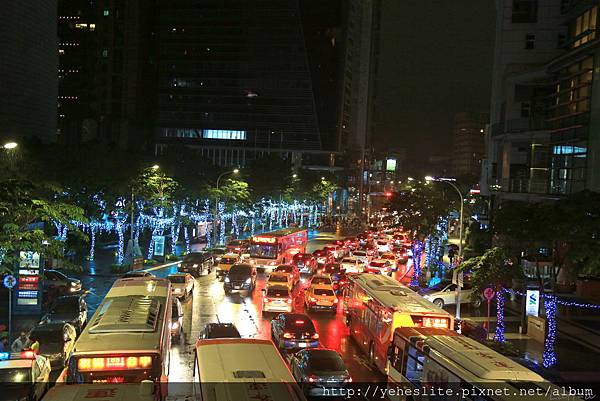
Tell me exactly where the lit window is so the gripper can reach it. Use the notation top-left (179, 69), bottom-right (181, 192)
top-left (203, 129), bottom-right (247, 140)
top-left (525, 34), bottom-right (536, 49)
top-left (103, 9), bottom-right (110, 16)
top-left (89, 23), bottom-right (96, 31)
top-left (102, 49), bottom-right (108, 58)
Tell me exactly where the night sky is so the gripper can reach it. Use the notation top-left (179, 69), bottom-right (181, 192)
top-left (373, 1), bottom-right (495, 160)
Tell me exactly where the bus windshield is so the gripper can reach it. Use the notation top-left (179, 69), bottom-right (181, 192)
top-left (249, 244), bottom-right (277, 259)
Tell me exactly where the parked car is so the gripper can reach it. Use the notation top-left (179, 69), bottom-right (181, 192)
top-left (0, 351), bottom-right (51, 401)
top-left (366, 259), bottom-right (392, 275)
top-left (167, 273), bottom-right (195, 299)
top-left (291, 348), bottom-right (351, 396)
top-left (266, 272), bottom-right (294, 291)
top-left (216, 253), bottom-right (241, 280)
top-left (262, 286), bottom-right (294, 314)
top-left (170, 297), bottom-right (184, 340)
top-left (199, 323), bottom-right (241, 339)
top-left (179, 252), bottom-right (213, 277)
top-left (274, 264), bottom-right (301, 285)
top-left (29, 322), bottom-right (77, 369)
top-left (40, 295), bottom-right (87, 333)
top-left (304, 285), bottom-right (338, 312)
top-left (42, 270), bottom-right (82, 295)
top-left (223, 264), bottom-right (257, 295)
top-left (121, 270), bottom-right (154, 278)
top-left (270, 313), bottom-right (319, 351)
top-left (420, 281), bottom-right (481, 308)
top-left (292, 253), bottom-right (317, 274)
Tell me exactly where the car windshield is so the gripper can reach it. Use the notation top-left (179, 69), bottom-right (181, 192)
top-left (276, 266), bottom-right (292, 273)
top-left (314, 288), bottom-right (334, 296)
top-left (382, 255), bottom-right (395, 260)
top-left (341, 259), bottom-right (355, 263)
top-left (169, 276), bottom-right (186, 283)
top-left (266, 288), bottom-right (289, 297)
top-left (311, 277), bottom-right (330, 285)
top-left (370, 262), bottom-right (384, 267)
top-left (229, 265), bottom-right (251, 275)
top-left (353, 252), bottom-right (366, 256)
top-left (269, 275), bottom-right (288, 283)
top-left (52, 299), bottom-right (78, 313)
top-left (308, 354), bottom-right (345, 372)
top-left (0, 368), bottom-right (31, 384)
top-left (377, 241), bottom-right (387, 245)
top-left (221, 257), bottom-right (237, 264)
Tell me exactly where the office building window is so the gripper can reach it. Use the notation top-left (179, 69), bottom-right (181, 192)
top-left (102, 49), bottom-right (108, 58)
top-left (512, 0), bottom-right (538, 23)
top-left (202, 129), bottom-right (247, 140)
top-left (103, 9), bottom-right (110, 17)
top-left (525, 34), bottom-right (536, 49)
top-left (569, 6), bottom-right (598, 48)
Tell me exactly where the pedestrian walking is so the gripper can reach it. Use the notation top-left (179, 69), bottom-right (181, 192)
top-left (11, 331), bottom-right (29, 352)
top-left (0, 336), bottom-right (8, 353)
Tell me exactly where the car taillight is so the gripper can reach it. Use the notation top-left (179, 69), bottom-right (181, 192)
top-left (283, 332), bottom-right (295, 339)
top-left (312, 333), bottom-right (319, 339)
top-left (286, 298), bottom-right (293, 304)
top-left (345, 376), bottom-right (353, 382)
top-left (334, 298), bottom-right (339, 304)
top-left (308, 375), bottom-right (318, 383)
top-left (309, 297), bottom-right (317, 303)
top-left (264, 297), bottom-right (271, 303)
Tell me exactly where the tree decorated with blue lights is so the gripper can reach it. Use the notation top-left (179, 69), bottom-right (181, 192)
top-left (457, 247), bottom-right (523, 342)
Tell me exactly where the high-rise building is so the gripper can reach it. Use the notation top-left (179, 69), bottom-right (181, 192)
top-left (94, 0), bottom-right (157, 150)
top-left (337, 0), bottom-right (382, 212)
top-left (0, 2), bottom-right (58, 143)
top-left (154, 0), bottom-right (327, 167)
top-left (484, 0), bottom-right (600, 199)
top-left (452, 112), bottom-right (488, 181)
top-left (57, 0), bottom-right (98, 147)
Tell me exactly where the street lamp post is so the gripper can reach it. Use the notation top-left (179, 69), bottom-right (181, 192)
top-left (213, 169), bottom-right (239, 245)
top-left (425, 176), bottom-right (465, 319)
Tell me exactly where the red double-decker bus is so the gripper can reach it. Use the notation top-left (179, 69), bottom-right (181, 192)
top-left (246, 228), bottom-right (308, 272)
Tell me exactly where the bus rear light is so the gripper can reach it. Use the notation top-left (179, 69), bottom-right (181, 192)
top-left (139, 356), bottom-right (152, 368)
top-left (126, 357), bottom-right (139, 369)
top-left (92, 358), bottom-right (105, 370)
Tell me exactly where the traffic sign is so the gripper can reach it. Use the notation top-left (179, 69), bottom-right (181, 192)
top-left (3, 275), bottom-right (16, 289)
top-left (483, 287), bottom-right (495, 301)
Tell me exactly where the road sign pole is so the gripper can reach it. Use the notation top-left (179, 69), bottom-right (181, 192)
top-left (7, 289), bottom-right (12, 348)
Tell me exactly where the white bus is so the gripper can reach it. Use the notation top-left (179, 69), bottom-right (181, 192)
top-left (42, 382), bottom-right (158, 401)
top-left (387, 326), bottom-right (576, 401)
top-left (62, 277), bottom-right (172, 397)
top-left (193, 338), bottom-right (306, 401)
top-left (343, 273), bottom-right (454, 373)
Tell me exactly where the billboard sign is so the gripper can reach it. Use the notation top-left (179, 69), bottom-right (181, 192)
top-left (526, 289), bottom-right (540, 317)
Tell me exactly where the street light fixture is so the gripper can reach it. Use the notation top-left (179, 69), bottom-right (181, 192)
top-left (3, 142), bottom-right (18, 150)
top-left (407, 177), bottom-right (414, 182)
top-left (214, 168), bottom-right (240, 245)
top-left (151, 164), bottom-right (160, 170)
top-left (292, 173), bottom-right (297, 178)
top-left (425, 175), bottom-right (465, 319)
top-left (321, 176), bottom-right (325, 180)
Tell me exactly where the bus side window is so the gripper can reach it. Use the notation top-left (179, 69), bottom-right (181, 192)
top-left (405, 345), bottom-right (424, 384)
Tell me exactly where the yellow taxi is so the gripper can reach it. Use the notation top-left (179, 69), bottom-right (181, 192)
top-left (266, 271), bottom-right (294, 291)
top-left (304, 284), bottom-right (338, 312)
top-left (216, 253), bottom-right (241, 280)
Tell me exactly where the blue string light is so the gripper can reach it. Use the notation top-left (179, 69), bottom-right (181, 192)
top-left (494, 288), bottom-right (506, 342)
top-left (543, 294), bottom-right (558, 368)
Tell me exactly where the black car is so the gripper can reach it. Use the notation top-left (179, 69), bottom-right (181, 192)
top-left (224, 264), bottom-right (257, 294)
top-left (29, 322), bottom-right (77, 369)
top-left (199, 323), bottom-right (241, 339)
top-left (122, 270), bottom-right (155, 278)
top-left (40, 295), bottom-right (87, 333)
top-left (43, 270), bottom-right (82, 295)
top-left (270, 313), bottom-right (319, 351)
top-left (179, 252), bottom-right (213, 277)
top-left (290, 348), bottom-right (351, 396)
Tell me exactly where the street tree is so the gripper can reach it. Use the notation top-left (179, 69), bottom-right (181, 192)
top-left (458, 247), bottom-right (523, 342)
top-left (0, 179), bottom-right (87, 274)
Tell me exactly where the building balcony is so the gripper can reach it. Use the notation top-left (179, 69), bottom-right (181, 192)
top-left (490, 117), bottom-right (548, 138)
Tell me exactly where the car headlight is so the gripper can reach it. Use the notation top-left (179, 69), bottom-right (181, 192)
top-left (70, 282), bottom-right (78, 287)
top-left (245, 278), bottom-right (252, 284)
top-left (224, 277), bottom-right (230, 283)
top-left (192, 264), bottom-right (198, 268)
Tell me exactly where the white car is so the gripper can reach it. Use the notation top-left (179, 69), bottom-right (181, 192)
top-left (262, 286), bottom-right (293, 313)
top-left (375, 240), bottom-right (390, 253)
top-left (419, 281), bottom-right (481, 308)
top-left (351, 250), bottom-right (370, 265)
top-left (266, 272), bottom-right (294, 291)
top-left (340, 257), bottom-right (363, 274)
top-left (365, 259), bottom-right (392, 275)
top-left (167, 273), bottom-right (195, 298)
